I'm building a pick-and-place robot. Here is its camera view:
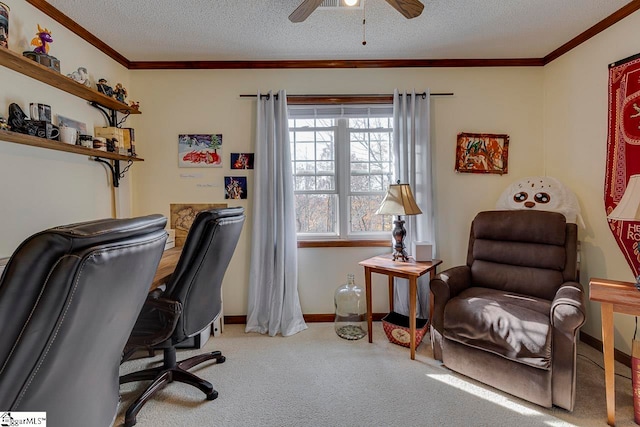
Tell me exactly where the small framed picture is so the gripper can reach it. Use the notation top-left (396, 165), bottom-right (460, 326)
top-left (230, 153), bottom-right (254, 169)
top-left (455, 132), bottom-right (509, 175)
top-left (225, 176), bottom-right (247, 199)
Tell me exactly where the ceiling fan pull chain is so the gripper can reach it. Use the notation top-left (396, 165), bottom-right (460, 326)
top-left (362, 0), bottom-right (367, 46)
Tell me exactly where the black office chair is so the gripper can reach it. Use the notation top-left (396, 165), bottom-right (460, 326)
top-left (120, 207), bottom-right (245, 426)
top-left (0, 215), bottom-right (167, 427)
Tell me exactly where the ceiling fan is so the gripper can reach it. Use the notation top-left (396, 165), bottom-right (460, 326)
top-left (289, 0), bottom-right (424, 23)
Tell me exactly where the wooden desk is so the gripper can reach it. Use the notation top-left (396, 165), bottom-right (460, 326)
top-left (151, 246), bottom-right (182, 290)
top-left (589, 277), bottom-right (640, 426)
top-left (359, 254), bottom-right (442, 360)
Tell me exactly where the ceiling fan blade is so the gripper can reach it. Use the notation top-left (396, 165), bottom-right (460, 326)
top-left (384, 0), bottom-right (424, 19)
top-left (289, 0), bottom-right (326, 23)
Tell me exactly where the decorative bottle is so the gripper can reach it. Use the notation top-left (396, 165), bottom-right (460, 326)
top-left (334, 273), bottom-right (367, 340)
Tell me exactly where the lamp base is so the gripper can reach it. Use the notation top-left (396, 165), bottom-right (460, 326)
top-left (392, 249), bottom-right (410, 262)
top-left (392, 216), bottom-right (410, 262)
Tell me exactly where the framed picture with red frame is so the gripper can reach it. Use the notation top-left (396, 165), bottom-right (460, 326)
top-left (455, 132), bottom-right (509, 175)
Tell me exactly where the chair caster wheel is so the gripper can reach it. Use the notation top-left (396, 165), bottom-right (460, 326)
top-left (207, 390), bottom-right (219, 400)
top-left (217, 355), bottom-right (226, 364)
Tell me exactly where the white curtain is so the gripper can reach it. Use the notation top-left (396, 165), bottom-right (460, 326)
top-left (245, 90), bottom-right (308, 337)
top-left (392, 89), bottom-right (435, 319)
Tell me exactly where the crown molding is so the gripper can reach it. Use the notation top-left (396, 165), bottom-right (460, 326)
top-left (27, 0), bottom-right (640, 70)
top-left (128, 58), bottom-right (544, 70)
top-left (25, 0), bottom-right (130, 68)
top-left (543, 0), bottom-right (640, 65)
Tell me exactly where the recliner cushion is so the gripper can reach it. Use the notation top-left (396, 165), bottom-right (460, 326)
top-left (443, 287), bottom-right (552, 369)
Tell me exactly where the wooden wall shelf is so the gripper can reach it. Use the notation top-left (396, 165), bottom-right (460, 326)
top-left (0, 130), bottom-right (143, 162)
top-left (0, 48), bottom-right (141, 115)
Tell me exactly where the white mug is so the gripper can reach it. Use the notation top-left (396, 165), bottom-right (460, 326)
top-left (60, 126), bottom-right (77, 145)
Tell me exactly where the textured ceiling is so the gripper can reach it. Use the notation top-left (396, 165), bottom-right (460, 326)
top-left (46, 0), bottom-right (633, 62)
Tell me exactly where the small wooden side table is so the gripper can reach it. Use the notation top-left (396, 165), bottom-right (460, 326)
top-left (359, 254), bottom-right (442, 360)
top-left (589, 277), bottom-right (640, 426)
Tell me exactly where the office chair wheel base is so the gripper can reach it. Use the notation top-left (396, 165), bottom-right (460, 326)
top-left (207, 389), bottom-right (219, 400)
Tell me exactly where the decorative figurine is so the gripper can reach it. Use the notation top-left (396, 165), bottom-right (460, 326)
top-left (96, 78), bottom-right (113, 97)
top-left (129, 101), bottom-right (140, 110)
top-left (0, 115), bottom-right (9, 131)
top-left (113, 83), bottom-right (127, 103)
top-left (31, 24), bottom-right (53, 54)
top-left (8, 103), bottom-right (28, 134)
top-left (67, 67), bottom-right (91, 87)
top-left (0, 2), bottom-right (10, 49)
top-left (22, 24), bottom-right (60, 72)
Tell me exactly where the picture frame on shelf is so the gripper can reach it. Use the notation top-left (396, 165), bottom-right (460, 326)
top-left (56, 115), bottom-right (87, 135)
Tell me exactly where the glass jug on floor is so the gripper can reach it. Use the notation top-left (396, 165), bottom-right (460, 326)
top-left (334, 273), bottom-right (367, 340)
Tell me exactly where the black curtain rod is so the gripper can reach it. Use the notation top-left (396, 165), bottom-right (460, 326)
top-left (240, 92), bottom-right (454, 99)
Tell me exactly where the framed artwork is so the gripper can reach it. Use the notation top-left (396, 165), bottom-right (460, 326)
top-left (230, 153), bottom-right (254, 169)
top-left (455, 132), bottom-right (509, 175)
top-left (170, 203), bottom-right (227, 247)
top-left (225, 176), bottom-right (247, 199)
top-left (178, 134), bottom-right (223, 167)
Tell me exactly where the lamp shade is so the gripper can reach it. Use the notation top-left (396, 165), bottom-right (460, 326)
top-left (375, 183), bottom-right (422, 216)
top-left (608, 174), bottom-right (640, 221)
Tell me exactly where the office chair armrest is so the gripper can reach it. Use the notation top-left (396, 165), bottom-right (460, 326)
top-left (122, 296), bottom-right (183, 360)
top-left (551, 281), bottom-right (586, 334)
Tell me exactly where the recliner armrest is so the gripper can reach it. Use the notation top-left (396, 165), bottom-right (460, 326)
top-left (430, 265), bottom-right (471, 332)
top-left (551, 281), bottom-right (586, 334)
top-left (431, 265), bottom-right (472, 301)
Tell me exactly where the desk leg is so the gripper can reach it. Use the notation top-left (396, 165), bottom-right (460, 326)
top-left (409, 277), bottom-right (417, 360)
top-left (365, 267), bottom-right (373, 344)
top-left (601, 302), bottom-right (615, 426)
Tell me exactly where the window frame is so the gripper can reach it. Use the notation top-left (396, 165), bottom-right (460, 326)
top-left (288, 101), bottom-right (394, 241)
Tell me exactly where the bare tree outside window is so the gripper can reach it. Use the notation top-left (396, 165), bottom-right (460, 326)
top-left (289, 108), bottom-right (394, 239)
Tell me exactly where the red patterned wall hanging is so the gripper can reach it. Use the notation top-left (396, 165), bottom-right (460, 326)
top-left (605, 52), bottom-right (640, 277)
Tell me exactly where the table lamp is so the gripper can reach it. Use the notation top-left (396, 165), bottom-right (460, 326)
top-left (375, 181), bottom-right (422, 262)
top-left (608, 174), bottom-right (640, 221)
top-left (607, 174), bottom-right (640, 288)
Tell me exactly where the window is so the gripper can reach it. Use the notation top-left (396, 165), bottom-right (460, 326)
top-left (289, 105), bottom-right (395, 239)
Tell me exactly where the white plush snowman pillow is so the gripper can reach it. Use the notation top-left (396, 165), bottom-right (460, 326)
top-left (496, 176), bottom-right (585, 228)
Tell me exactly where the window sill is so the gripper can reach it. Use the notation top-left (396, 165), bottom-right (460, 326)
top-left (297, 240), bottom-right (390, 248)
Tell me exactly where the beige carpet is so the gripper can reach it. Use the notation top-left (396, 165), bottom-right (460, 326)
top-left (116, 323), bottom-right (635, 427)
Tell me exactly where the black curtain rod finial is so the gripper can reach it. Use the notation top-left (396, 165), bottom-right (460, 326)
top-left (257, 93), bottom-right (279, 100)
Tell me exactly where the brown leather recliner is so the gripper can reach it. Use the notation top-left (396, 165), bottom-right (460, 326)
top-left (430, 210), bottom-right (585, 411)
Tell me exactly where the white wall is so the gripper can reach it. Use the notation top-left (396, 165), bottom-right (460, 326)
top-left (5, 1), bottom-right (638, 354)
top-left (0, 2), bottom-right (132, 257)
top-left (130, 67), bottom-right (544, 316)
top-left (543, 10), bottom-right (640, 353)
